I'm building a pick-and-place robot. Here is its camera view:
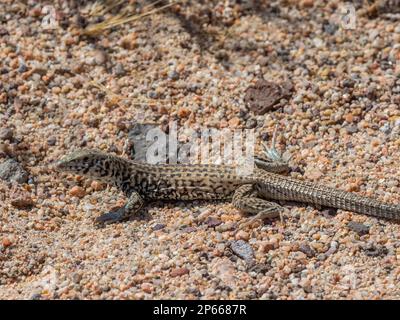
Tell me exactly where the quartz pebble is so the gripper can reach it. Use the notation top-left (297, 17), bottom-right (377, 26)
top-left (69, 186), bottom-right (86, 198)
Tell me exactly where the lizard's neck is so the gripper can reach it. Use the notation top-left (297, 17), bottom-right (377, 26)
top-left (89, 155), bottom-right (133, 189)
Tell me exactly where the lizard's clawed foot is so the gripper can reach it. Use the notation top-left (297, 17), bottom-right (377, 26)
top-left (262, 124), bottom-right (290, 163)
top-left (95, 207), bottom-right (128, 225)
top-left (255, 124), bottom-right (291, 174)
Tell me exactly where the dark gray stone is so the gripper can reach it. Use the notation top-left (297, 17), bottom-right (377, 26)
top-left (0, 159), bottom-right (28, 183)
top-left (230, 240), bottom-right (254, 263)
top-left (347, 221), bottom-right (370, 236)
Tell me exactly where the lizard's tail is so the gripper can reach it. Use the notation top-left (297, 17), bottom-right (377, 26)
top-left (257, 174), bottom-right (400, 220)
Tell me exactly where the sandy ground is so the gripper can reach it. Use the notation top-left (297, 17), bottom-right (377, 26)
top-left (1, 0), bottom-right (400, 299)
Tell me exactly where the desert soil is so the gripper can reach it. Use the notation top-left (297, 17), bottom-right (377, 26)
top-left (1, 0), bottom-right (400, 299)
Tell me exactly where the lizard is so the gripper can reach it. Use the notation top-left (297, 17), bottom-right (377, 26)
top-left (53, 131), bottom-right (400, 227)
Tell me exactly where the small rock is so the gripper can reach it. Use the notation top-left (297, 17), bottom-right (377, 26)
top-left (347, 221), bottom-right (370, 236)
top-left (168, 70), bottom-right (179, 80)
top-left (321, 207), bottom-right (338, 218)
top-left (344, 113), bottom-right (354, 123)
top-left (322, 21), bottom-right (338, 35)
top-left (324, 241), bottom-right (338, 257)
top-left (18, 63), bottom-right (28, 73)
top-left (114, 63), bottom-right (126, 76)
top-left (2, 238), bottom-right (12, 248)
top-left (0, 143), bottom-right (11, 157)
top-left (363, 244), bottom-right (388, 257)
top-left (230, 240), bottom-right (255, 263)
top-left (0, 159), bottom-right (29, 183)
top-left (170, 267), bottom-right (189, 277)
top-left (306, 168), bottom-right (323, 180)
top-left (31, 65), bottom-right (47, 76)
top-left (93, 49), bottom-right (108, 65)
top-left (177, 107), bottom-right (191, 118)
top-left (228, 117), bottom-right (240, 127)
top-left (210, 258), bottom-right (236, 287)
top-left (205, 217), bottom-right (222, 228)
top-left (180, 226), bottom-right (196, 233)
top-left (141, 282), bottom-right (153, 293)
top-left (0, 128), bottom-right (13, 140)
top-left (299, 243), bottom-right (316, 257)
top-left (245, 118), bottom-right (258, 129)
top-left (248, 263), bottom-right (270, 274)
top-left (301, 0), bottom-right (314, 7)
top-left (261, 241), bottom-right (275, 253)
top-left (346, 125), bottom-right (358, 134)
top-left (152, 223), bottom-right (166, 231)
top-left (72, 273), bottom-right (82, 284)
top-left (11, 194), bottom-right (34, 208)
top-left (30, 293), bottom-right (42, 300)
top-left (244, 79), bottom-right (293, 115)
top-left (47, 136), bottom-right (57, 146)
top-left (0, 27), bottom-right (9, 36)
top-left (235, 230), bottom-right (250, 241)
top-left (216, 222), bottom-right (236, 232)
top-left (69, 186), bottom-right (85, 198)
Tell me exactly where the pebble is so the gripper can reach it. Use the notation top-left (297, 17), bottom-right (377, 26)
top-left (47, 136), bottom-right (57, 146)
top-left (230, 240), bottom-right (255, 263)
top-left (170, 268), bottom-right (189, 277)
top-left (168, 71), bottom-right (179, 80)
top-left (0, 159), bottom-right (29, 184)
top-left (299, 243), bottom-right (316, 258)
top-left (215, 222), bottom-right (236, 232)
top-left (2, 238), bottom-right (12, 248)
top-left (324, 241), bottom-right (339, 257)
top-left (69, 186), bottom-right (86, 198)
top-left (141, 283), bottom-right (153, 294)
top-left (152, 223), bottom-right (166, 231)
top-left (260, 241), bottom-right (276, 253)
top-left (114, 63), bottom-right (126, 76)
top-left (205, 217), bottom-right (222, 228)
top-left (177, 107), bottom-right (191, 118)
top-left (235, 230), bottom-right (249, 241)
top-left (211, 258), bottom-right (236, 288)
top-left (11, 193), bottom-right (34, 208)
top-left (363, 244), bottom-right (388, 257)
top-left (93, 50), bottom-right (108, 65)
top-left (0, 128), bottom-right (13, 141)
top-left (347, 221), bottom-right (370, 236)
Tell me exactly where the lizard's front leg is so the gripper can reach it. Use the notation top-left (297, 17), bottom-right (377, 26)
top-left (255, 125), bottom-right (290, 174)
top-left (232, 184), bottom-right (283, 228)
top-left (95, 191), bottom-right (144, 224)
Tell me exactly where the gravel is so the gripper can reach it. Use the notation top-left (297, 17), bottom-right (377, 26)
top-left (1, 0), bottom-right (400, 300)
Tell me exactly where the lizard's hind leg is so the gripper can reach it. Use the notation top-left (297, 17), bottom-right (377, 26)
top-left (232, 184), bottom-right (283, 229)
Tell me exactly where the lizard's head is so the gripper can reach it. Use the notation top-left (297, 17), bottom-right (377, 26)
top-left (54, 149), bottom-right (116, 181)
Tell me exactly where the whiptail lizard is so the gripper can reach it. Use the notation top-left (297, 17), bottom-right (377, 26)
top-left (54, 132), bottom-right (400, 227)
